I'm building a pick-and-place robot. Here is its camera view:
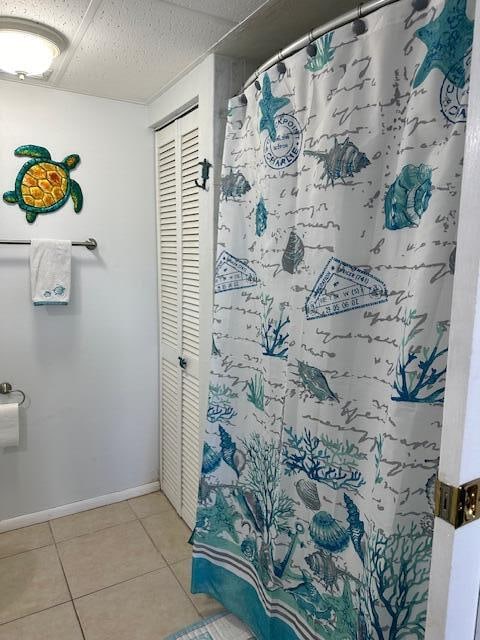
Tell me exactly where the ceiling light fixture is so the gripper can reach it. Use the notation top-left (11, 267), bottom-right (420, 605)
top-left (0, 17), bottom-right (67, 79)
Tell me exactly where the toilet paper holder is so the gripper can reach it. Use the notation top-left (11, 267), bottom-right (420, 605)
top-left (0, 382), bottom-right (25, 406)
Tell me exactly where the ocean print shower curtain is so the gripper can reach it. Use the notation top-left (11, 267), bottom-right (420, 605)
top-left (191, 0), bottom-right (473, 638)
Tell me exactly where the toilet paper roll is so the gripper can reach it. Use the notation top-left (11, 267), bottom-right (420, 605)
top-left (0, 403), bottom-right (19, 448)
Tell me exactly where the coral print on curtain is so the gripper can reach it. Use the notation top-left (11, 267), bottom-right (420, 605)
top-left (191, 0), bottom-right (473, 638)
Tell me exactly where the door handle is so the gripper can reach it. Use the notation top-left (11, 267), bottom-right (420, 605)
top-left (178, 356), bottom-right (187, 370)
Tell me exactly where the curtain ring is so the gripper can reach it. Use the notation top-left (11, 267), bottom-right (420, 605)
top-left (412, 0), bottom-right (429, 10)
top-left (306, 29), bottom-right (317, 57)
top-left (353, 3), bottom-right (367, 35)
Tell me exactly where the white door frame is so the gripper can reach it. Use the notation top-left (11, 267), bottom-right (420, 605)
top-left (425, 1), bottom-right (480, 636)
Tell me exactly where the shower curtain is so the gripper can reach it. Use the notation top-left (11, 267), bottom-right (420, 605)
top-left (191, 0), bottom-right (473, 638)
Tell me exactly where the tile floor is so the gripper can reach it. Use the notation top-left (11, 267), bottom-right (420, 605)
top-left (0, 492), bottom-right (225, 639)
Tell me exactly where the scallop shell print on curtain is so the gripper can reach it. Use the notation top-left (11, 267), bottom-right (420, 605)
top-left (191, 0), bottom-right (473, 638)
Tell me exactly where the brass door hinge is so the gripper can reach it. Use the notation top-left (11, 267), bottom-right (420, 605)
top-left (435, 478), bottom-right (480, 529)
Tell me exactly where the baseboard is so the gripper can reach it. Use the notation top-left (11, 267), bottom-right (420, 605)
top-left (0, 481), bottom-right (160, 533)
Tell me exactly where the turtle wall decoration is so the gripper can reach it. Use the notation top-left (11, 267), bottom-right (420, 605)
top-left (3, 145), bottom-right (83, 223)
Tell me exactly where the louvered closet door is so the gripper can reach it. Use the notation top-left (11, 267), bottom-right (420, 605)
top-left (155, 109), bottom-right (201, 529)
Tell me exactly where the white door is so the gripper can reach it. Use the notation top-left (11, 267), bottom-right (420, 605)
top-left (425, 3), bottom-right (480, 637)
top-left (155, 108), bottom-right (201, 529)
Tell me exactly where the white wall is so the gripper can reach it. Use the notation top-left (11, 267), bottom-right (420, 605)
top-left (0, 80), bottom-right (158, 522)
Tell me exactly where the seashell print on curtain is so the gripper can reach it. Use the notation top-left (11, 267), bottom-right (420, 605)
top-left (191, 0), bottom-right (473, 638)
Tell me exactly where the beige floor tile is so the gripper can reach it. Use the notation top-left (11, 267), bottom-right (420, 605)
top-left (171, 558), bottom-right (225, 618)
top-left (141, 511), bottom-right (192, 564)
top-left (127, 491), bottom-right (172, 519)
top-left (0, 546), bottom-right (70, 625)
top-left (75, 567), bottom-right (200, 640)
top-left (50, 502), bottom-right (136, 542)
top-left (57, 520), bottom-right (165, 598)
top-left (0, 603), bottom-right (83, 640)
top-left (0, 524), bottom-right (53, 560)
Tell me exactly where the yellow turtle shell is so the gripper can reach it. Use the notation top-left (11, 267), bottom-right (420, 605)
top-left (20, 162), bottom-right (69, 210)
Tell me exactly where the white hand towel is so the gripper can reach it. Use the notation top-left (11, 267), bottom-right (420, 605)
top-left (0, 404), bottom-right (19, 448)
top-left (30, 239), bottom-right (71, 305)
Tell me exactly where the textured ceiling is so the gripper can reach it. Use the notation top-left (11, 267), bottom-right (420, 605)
top-left (0, 0), bottom-right (361, 104)
top-left (0, 0), bottom-right (267, 103)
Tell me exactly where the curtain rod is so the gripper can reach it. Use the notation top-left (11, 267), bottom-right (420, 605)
top-left (242, 0), bottom-right (409, 91)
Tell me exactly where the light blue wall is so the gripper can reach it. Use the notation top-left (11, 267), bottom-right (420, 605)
top-left (0, 80), bottom-right (158, 521)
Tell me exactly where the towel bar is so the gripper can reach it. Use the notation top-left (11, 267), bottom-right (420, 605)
top-left (0, 238), bottom-right (97, 250)
top-left (0, 382), bottom-right (26, 406)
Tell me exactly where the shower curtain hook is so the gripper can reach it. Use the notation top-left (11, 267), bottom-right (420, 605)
top-left (412, 0), bottom-right (429, 10)
top-left (306, 41), bottom-right (317, 57)
top-left (352, 3), bottom-right (367, 35)
top-left (306, 30), bottom-right (317, 58)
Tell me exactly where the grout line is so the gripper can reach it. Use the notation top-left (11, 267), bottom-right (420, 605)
top-left (49, 522), bottom-right (72, 602)
top-left (49, 521), bottom-right (87, 640)
top-left (73, 565), bottom-right (170, 601)
top-left (124, 499), bottom-right (140, 520)
top-left (168, 560), bottom-right (202, 615)
top-left (0, 528), bottom-right (74, 628)
top-left (166, 562), bottom-right (207, 620)
top-left (128, 504), bottom-right (176, 521)
top-left (51, 515), bottom-right (138, 545)
top-left (130, 506), bottom-right (174, 520)
top-left (137, 516), bottom-right (169, 564)
top-left (168, 559), bottom-right (224, 619)
top-left (0, 600), bottom-right (72, 627)
top-left (0, 540), bottom-right (55, 562)
top-left (71, 600), bottom-right (87, 640)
